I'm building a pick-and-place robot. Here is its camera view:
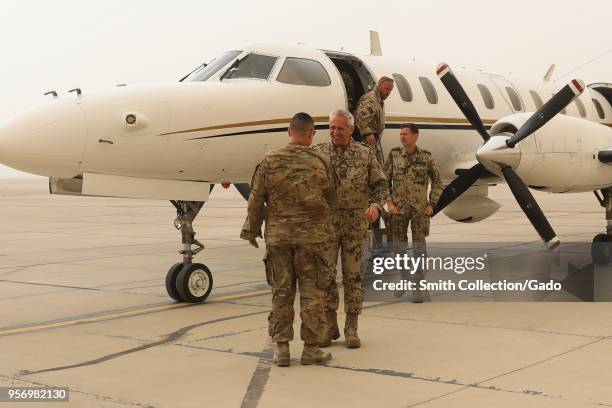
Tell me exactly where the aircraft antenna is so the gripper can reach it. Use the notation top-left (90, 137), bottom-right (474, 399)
top-left (555, 48), bottom-right (612, 81)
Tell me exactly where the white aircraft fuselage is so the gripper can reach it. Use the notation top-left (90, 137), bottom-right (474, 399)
top-left (2, 41), bottom-right (612, 302)
top-left (1, 42), bottom-right (611, 195)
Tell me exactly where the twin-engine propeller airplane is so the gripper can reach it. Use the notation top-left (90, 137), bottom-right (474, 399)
top-left (1, 34), bottom-right (611, 303)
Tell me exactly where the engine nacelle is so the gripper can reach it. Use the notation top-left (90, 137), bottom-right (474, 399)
top-left (442, 186), bottom-right (501, 223)
top-left (489, 113), bottom-right (612, 193)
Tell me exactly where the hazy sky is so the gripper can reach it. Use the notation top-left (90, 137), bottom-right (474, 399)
top-left (1, 0), bottom-right (609, 177)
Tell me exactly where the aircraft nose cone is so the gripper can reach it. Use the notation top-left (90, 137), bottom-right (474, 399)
top-left (0, 98), bottom-right (87, 178)
top-left (476, 135), bottom-right (521, 173)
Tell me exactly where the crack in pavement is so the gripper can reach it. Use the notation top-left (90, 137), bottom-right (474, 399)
top-left (0, 251), bottom-right (176, 276)
top-left (16, 310), bottom-right (268, 377)
top-left (0, 242), bottom-right (248, 276)
top-left (404, 337), bottom-right (607, 407)
top-left (328, 363), bottom-right (565, 401)
top-left (0, 278), bottom-right (172, 300)
top-left (0, 373), bottom-right (161, 408)
top-left (0, 301), bottom-right (184, 335)
top-left (364, 312), bottom-right (607, 339)
top-left (169, 341), bottom-right (612, 406)
top-left (0, 288), bottom-right (271, 337)
top-left (11, 324), bottom-right (604, 408)
top-left (0, 276), bottom-right (267, 303)
top-left (240, 339), bottom-right (274, 408)
top-left (5, 302), bottom-right (611, 406)
top-left (84, 326), bottom-right (267, 345)
top-left (185, 326), bottom-right (267, 344)
top-left (0, 278), bottom-right (107, 292)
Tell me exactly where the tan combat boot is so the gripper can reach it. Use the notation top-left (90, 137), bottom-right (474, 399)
top-left (301, 344), bottom-right (332, 365)
top-left (320, 310), bottom-right (341, 347)
top-left (274, 342), bottom-right (290, 367)
top-left (344, 313), bottom-right (361, 349)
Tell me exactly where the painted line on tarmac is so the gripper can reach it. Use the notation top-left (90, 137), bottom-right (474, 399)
top-left (0, 288), bottom-right (271, 337)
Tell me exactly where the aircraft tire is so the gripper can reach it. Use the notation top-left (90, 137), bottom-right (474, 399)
top-left (176, 263), bottom-right (213, 303)
top-left (165, 263), bottom-right (185, 302)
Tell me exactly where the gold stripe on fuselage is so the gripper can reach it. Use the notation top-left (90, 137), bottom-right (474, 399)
top-left (161, 115), bottom-right (498, 137)
top-left (386, 116), bottom-right (497, 125)
top-left (161, 116), bottom-right (329, 136)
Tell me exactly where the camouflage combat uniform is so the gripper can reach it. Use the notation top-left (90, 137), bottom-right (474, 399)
top-left (355, 89), bottom-right (386, 164)
top-left (383, 146), bottom-right (443, 253)
top-left (240, 143), bottom-right (337, 345)
top-left (312, 140), bottom-right (388, 316)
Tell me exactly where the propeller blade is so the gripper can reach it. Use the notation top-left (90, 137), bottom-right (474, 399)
top-left (433, 164), bottom-right (486, 216)
top-left (506, 79), bottom-right (585, 148)
top-left (501, 166), bottom-right (559, 250)
top-left (436, 63), bottom-right (490, 142)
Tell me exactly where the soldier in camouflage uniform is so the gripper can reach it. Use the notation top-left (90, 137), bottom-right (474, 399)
top-left (240, 112), bottom-right (337, 366)
top-left (383, 123), bottom-right (443, 301)
top-left (354, 76), bottom-right (395, 164)
top-left (313, 109), bottom-right (389, 348)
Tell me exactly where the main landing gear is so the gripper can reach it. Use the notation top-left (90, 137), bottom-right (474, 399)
top-left (165, 201), bottom-right (213, 303)
top-left (592, 188), bottom-right (612, 265)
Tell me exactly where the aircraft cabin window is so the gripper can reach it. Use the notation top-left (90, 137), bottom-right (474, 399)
top-left (575, 98), bottom-right (587, 117)
top-left (477, 84), bottom-right (494, 109)
top-left (592, 98), bottom-right (606, 119)
top-left (505, 87), bottom-right (523, 111)
top-left (392, 73), bottom-right (413, 102)
top-left (223, 53), bottom-right (278, 80)
top-left (185, 51), bottom-right (241, 82)
top-left (276, 58), bottom-right (331, 87)
top-left (419, 76), bottom-right (438, 104)
top-left (530, 90), bottom-right (543, 109)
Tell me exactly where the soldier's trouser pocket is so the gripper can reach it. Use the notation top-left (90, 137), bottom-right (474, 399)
top-left (421, 214), bottom-right (431, 238)
top-left (410, 212), bottom-right (430, 240)
top-left (313, 243), bottom-right (334, 290)
top-left (263, 248), bottom-right (275, 286)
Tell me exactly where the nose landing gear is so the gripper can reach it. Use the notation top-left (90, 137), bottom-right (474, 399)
top-left (165, 200), bottom-right (213, 303)
top-left (592, 188), bottom-right (612, 265)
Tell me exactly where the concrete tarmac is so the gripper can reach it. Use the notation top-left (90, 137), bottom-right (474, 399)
top-left (0, 178), bottom-right (611, 408)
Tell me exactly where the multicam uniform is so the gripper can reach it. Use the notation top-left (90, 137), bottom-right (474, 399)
top-left (383, 146), bottom-right (443, 252)
top-left (240, 143), bottom-right (337, 345)
top-left (355, 89), bottom-right (386, 164)
top-left (312, 140), bottom-right (388, 316)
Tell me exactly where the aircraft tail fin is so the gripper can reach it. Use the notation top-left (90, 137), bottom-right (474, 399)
top-left (370, 31), bottom-right (382, 56)
top-left (543, 64), bottom-right (556, 82)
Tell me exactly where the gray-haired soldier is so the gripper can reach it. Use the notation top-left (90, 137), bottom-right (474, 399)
top-left (313, 109), bottom-right (389, 348)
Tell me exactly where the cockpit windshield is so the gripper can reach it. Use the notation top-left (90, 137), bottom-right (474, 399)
top-left (222, 53), bottom-right (278, 80)
top-left (184, 51), bottom-right (241, 82)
